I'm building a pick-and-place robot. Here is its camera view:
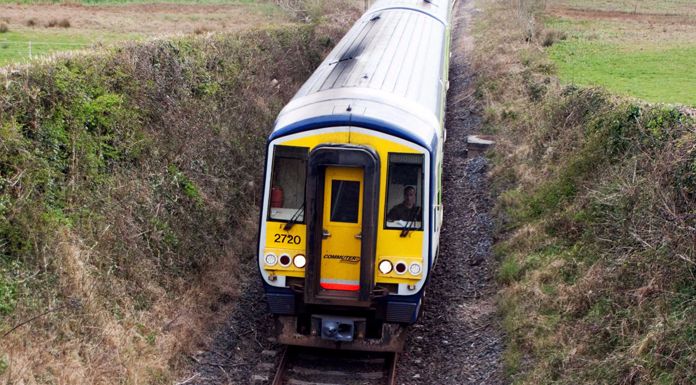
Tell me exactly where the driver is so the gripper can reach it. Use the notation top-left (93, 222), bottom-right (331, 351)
top-left (387, 186), bottom-right (420, 222)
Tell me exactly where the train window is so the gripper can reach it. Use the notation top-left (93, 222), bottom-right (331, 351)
top-left (268, 145), bottom-right (308, 222)
top-left (330, 180), bottom-right (360, 223)
top-left (385, 153), bottom-right (424, 230)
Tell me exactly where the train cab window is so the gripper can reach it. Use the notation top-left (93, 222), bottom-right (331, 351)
top-left (385, 153), bottom-right (424, 230)
top-left (268, 145), bottom-right (308, 222)
top-left (330, 180), bottom-right (360, 223)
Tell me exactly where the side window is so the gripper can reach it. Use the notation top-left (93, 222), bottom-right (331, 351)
top-left (385, 153), bottom-right (424, 229)
top-left (268, 145), bottom-right (308, 222)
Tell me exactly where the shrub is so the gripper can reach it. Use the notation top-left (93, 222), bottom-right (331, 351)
top-left (541, 29), bottom-right (566, 47)
top-left (475, 1), bottom-right (696, 384)
top-left (193, 26), bottom-right (211, 35)
top-left (0, 25), bottom-right (342, 384)
top-left (0, 23), bottom-right (8, 33)
top-left (46, 18), bottom-right (70, 28)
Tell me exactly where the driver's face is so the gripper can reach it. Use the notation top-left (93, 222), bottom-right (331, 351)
top-left (404, 188), bottom-right (416, 207)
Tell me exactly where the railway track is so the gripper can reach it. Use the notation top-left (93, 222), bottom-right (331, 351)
top-left (268, 346), bottom-right (398, 385)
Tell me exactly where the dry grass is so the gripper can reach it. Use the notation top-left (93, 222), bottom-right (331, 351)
top-left (0, 3), bottom-right (291, 36)
top-left (0, 12), bottom-right (360, 382)
top-left (473, 0), bottom-right (696, 384)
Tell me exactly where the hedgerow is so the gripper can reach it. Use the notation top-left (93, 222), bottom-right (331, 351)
top-left (0, 24), bottom-right (340, 383)
top-left (473, 1), bottom-right (696, 384)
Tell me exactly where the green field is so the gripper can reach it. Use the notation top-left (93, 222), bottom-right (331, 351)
top-left (0, 30), bottom-right (138, 66)
top-left (548, 40), bottom-right (696, 106)
top-left (0, 0), bottom-right (289, 66)
top-left (545, 1), bottom-right (696, 106)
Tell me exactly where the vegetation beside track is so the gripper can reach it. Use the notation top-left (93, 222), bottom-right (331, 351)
top-left (0, 6), bottom-right (357, 381)
top-left (472, 0), bottom-right (696, 384)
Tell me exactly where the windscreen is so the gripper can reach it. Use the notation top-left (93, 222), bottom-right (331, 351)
top-left (385, 153), bottom-right (424, 229)
top-left (268, 145), bottom-right (308, 222)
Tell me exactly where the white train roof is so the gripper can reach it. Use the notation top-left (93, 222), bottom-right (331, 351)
top-left (271, 0), bottom-right (452, 151)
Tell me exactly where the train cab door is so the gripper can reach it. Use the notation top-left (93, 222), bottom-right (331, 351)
top-left (319, 166), bottom-right (363, 293)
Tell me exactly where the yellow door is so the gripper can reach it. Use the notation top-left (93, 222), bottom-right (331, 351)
top-left (320, 166), bottom-right (363, 291)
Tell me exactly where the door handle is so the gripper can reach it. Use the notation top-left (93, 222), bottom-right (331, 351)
top-left (355, 233), bottom-right (362, 239)
top-left (322, 229), bottom-right (331, 239)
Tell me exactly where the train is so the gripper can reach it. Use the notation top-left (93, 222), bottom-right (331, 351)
top-left (258, 0), bottom-right (453, 352)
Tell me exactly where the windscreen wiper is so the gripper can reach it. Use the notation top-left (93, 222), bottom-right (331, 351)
top-left (284, 203), bottom-right (305, 231)
top-left (400, 207), bottom-right (421, 238)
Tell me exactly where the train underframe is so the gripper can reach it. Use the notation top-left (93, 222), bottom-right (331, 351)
top-left (269, 293), bottom-right (419, 352)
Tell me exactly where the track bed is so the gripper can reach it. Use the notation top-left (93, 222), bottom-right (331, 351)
top-left (269, 347), bottom-right (397, 385)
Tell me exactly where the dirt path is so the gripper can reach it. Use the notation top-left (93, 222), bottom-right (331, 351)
top-left (393, 0), bottom-right (505, 383)
top-left (185, 1), bottom-right (504, 383)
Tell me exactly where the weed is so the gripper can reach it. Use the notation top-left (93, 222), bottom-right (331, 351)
top-left (194, 26), bottom-right (212, 35)
top-left (0, 23), bottom-right (8, 33)
top-left (498, 256), bottom-right (522, 284)
top-left (475, 0), bottom-right (696, 384)
top-left (46, 18), bottom-right (71, 28)
top-left (541, 29), bottom-right (566, 47)
top-left (0, 20), bottom-right (350, 384)
top-left (0, 356), bottom-right (6, 376)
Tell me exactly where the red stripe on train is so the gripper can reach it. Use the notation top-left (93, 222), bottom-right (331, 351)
top-left (320, 283), bottom-right (360, 291)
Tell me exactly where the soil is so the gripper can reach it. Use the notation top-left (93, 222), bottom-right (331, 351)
top-left (549, 6), bottom-right (696, 25)
top-left (0, 3), bottom-right (285, 36)
top-left (184, 0), bottom-right (505, 383)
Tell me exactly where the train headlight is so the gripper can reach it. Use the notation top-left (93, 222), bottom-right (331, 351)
top-left (394, 262), bottom-right (407, 275)
top-left (409, 262), bottom-right (422, 276)
top-left (293, 254), bottom-right (307, 268)
top-left (378, 260), bottom-right (393, 274)
top-left (264, 253), bottom-right (277, 266)
top-left (279, 254), bottom-right (292, 267)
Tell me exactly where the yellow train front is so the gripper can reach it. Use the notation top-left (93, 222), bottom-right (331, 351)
top-left (258, 0), bottom-right (451, 352)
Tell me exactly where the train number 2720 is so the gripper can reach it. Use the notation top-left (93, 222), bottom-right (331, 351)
top-left (274, 234), bottom-right (301, 244)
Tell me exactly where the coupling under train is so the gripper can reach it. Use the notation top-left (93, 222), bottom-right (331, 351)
top-left (258, 0), bottom-right (453, 351)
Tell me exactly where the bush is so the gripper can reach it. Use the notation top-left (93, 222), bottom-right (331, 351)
top-left (46, 18), bottom-right (70, 28)
top-left (0, 23), bottom-right (8, 33)
top-left (476, 2), bottom-right (696, 384)
top-left (0, 25), bottom-right (337, 384)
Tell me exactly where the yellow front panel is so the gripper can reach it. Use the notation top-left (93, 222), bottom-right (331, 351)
top-left (268, 129), bottom-right (426, 285)
top-left (263, 222), bottom-right (306, 278)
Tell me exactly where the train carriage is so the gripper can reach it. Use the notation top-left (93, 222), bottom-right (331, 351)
top-left (258, 0), bottom-right (452, 351)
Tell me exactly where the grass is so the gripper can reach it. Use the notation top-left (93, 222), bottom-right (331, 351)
top-left (548, 41), bottom-right (696, 106)
top-left (0, 3), bottom-right (360, 380)
top-left (0, 30), bottom-right (139, 65)
top-left (472, 0), bottom-right (696, 384)
top-left (543, 0), bottom-right (696, 107)
top-left (0, 1), bottom-right (293, 66)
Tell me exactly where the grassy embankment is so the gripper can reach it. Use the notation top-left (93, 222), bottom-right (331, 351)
top-left (544, 0), bottom-right (696, 106)
top-left (471, 0), bottom-right (695, 383)
top-left (0, 0), bottom-right (293, 66)
top-left (0, 7), bottom-right (354, 383)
